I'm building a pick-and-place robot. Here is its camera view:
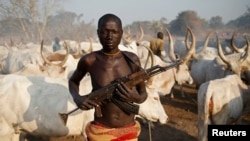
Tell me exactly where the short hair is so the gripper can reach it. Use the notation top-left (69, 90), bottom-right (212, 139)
top-left (97, 13), bottom-right (122, 29)
top-left (55, 37), bottom-right (60, 42)
top-left (157, 32), bottom-right (164, 39)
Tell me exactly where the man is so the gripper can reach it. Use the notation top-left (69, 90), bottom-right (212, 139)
top-left (53, 37), bottom-right (61, 52)
top-left (149, 31), bottom-right (166, 60)
top-left (68, 13), bottom-right (147, 141)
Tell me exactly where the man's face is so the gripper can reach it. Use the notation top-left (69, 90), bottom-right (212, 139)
top-left (97, 20), bottom-right (123, 51)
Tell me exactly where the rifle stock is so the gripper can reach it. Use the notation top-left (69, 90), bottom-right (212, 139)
top-left (59, 59), bottom-right (183, 125)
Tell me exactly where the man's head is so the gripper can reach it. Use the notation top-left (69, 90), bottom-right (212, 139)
top-left (98, 13), bottom-right (122, 29)
top-left (55, 37), bottom-right (60, 43)
top-left (157, 32), bottom-right (164, 40)
top-left (97, 13), bottom-right (123, 51)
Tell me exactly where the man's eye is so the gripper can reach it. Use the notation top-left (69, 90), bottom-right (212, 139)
top-left (100, 31), bottom-right (107, 35)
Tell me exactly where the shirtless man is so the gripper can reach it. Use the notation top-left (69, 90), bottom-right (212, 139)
top-left (68, 13), bottom-right (147, 141)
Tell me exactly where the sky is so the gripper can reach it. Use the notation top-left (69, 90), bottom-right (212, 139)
top-left (62, 0), bottom-right (250, 26)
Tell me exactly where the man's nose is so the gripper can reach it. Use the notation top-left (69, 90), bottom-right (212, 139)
top-left (107, 31), bottom-right (113, 38)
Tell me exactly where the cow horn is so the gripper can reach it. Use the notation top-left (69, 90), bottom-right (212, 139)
top-left (59, 41), bottom-right (70, 66)
top-left (239, 35), bottom-right (249, 63)
top-left (41, 40), bottom-right (53, 66)
top-left (72, 40), bottom-right (83, 59)
top-left (217, 34), bottom-right (230, 65)
top-left (40, 40), bottom-right (69, 66)
top-left (202, 30), bottom-right (215, 53)
top-left (123, 26), bottom-right (132, 44)
top-left (163, 27), bottom-right (175, 61)
top-left (231, 32), bottom-right (247, 53)
top-left (141, 43), bottom-right (155, 68)
top-left (136, 24), bottom-right (144, 42)
top-left (182, 26), bottom-right (196, 64)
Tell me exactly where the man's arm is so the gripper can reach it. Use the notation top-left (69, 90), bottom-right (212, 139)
top-left (68, 55), bottom-right (98, 110)
top-left (159, 39), bottom-right (167, 59)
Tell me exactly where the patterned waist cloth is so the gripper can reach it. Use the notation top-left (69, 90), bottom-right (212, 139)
top-left (85, 120), bottom-right (141, 141)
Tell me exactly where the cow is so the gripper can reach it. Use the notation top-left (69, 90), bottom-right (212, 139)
top-left (12, 41), bottom-right (79, 80)
top-left (197, 74), bottom-right (250, 141)
top-left (0, 47), bottom-right (45, 74)
top-left (144, 27), bottom-right (194, 97)
top-left (0, 40), bottom-right (67, 75)
top-left (0, 72), bottom-right (168, 141)
top-left (190, 32), bottom-right (250, 88)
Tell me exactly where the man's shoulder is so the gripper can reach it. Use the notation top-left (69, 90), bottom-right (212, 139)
top-left (121, 51), bottom-right (138, 57)
top-left (121, 51), bottom-right (140, 62)
top-left (79, 51), bottom-right (99, 63)
top-left (84, 50), bottom-right (99, 57)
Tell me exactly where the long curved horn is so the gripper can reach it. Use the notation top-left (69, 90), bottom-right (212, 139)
top-left (218, 34), bottom-right (249, 66)
top-left (126, 26), bottom-right (131, 35)
top-left (123, 26), bottom-right (132, 44)
top-left (163, 27), bottom-right (175, 61)
top-left (217, 34), bottom-right (230, 65)
top-left (141, 44), bottom-right (155, 68)
top-left (136, 24), bottom-right (144, 42)
top-left (41, 40), bottom-right (53, 66)
top-left (202, 30), bottom-right (215, 53)
top-left (182, 26), bottom-right (196, 64)
top-left (72, 40), bottom-right (83, 59)
top-left (231, 32), bottom-right (246, 53)
top-left (164, 27), bottom-right (175, 61)
top-left (239, 35), bottom-right (249, 63)
top-left (59, 41), bottom-right (70, 66)
top-left (40, 40), bottom-right (69, 66)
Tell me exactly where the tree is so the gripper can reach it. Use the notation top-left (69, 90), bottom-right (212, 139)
top-left (169, 10), bottom-right (204, 36)
top-left (209, 16), bottom-right (224, 29)
top-left (0, 0), bottom-right (64, 42)
top-left (46, 11), bottom-right (96, 42)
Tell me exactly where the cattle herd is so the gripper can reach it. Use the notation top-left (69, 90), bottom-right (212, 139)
top-left (0, 27), bottom-right (249, 141)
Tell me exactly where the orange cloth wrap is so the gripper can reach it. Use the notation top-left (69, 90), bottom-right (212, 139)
top-left (85, 121), bottom-right (141, 141)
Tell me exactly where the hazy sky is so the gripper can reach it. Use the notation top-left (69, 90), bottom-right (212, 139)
top-left (63, 0), bottom-right (250, 26)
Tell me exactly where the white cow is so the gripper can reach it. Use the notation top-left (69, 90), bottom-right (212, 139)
top-left (0, 47), bottom-right (44, 74)
top-left (0, 73), bottom-right (168, 141)
top-left (145, 27), bottom-right (195, 97)
top-left (197, 74), bottom-right (250, 141)
top-left (0, 41), bottom-right (67, 75)
top-left (190, 33), bottom-right (250, 88)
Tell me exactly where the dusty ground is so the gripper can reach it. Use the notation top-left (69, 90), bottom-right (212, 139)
top-left (25, 84), bottom-right (250, 141)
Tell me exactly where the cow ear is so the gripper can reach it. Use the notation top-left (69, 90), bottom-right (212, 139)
top-left (221, 65), bottom-right (228, 71)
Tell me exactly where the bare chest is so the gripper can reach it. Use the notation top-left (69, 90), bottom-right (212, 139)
top-left (89, 55), bottom-right (132, 87)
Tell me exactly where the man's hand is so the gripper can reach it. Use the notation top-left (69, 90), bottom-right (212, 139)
top-left (115, 82), bottom-right (139, 102)
top-left (74, 95), bottom-right (99, 110)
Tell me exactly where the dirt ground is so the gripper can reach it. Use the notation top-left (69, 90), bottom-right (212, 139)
top-left (25, 84), bottom-right (250, 141)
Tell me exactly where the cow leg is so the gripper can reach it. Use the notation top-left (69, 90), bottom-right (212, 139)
top-left (170, 87), bottom-right (175, 99)
top-left (19, 133), bottom-right (28, 141)
top-left (180, 85), bottom-right (185, 98)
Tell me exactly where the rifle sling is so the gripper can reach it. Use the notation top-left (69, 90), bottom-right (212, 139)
top-left (109, 52), bottom-right (141, 115)
top-left (111, 96), bottom-right (139, 115)
top-left (122, 51), bottom-right (143, 70)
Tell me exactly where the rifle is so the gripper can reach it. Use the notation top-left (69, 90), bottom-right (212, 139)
top-left (59, 59), bottom-right (183, 125)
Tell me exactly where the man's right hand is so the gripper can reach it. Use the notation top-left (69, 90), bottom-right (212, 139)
top-left (74, 95), bottom-right (99, 110)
